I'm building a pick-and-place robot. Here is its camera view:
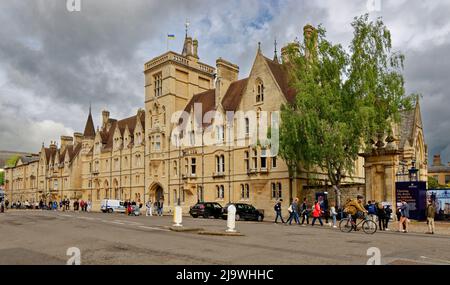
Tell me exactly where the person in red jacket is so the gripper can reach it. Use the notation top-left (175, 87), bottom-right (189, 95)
top-left (311, 201), bottom-right (324, 226)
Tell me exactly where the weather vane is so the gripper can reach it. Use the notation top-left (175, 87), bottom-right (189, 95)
top-left (185, 19), bottom-right (190, 37)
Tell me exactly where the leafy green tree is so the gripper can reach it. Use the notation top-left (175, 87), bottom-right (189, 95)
top-left (0, 171), bottom-right (4, 186)
top-left (280, 15), bottom-right (413, 208)
top-left (427, 176), bottom-right (442, 190)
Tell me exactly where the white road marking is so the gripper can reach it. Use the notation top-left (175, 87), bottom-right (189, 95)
top-left (115, 220), bottom-right (142, 225)
top-left (138, 225), bottom-right (170, 232)
top-left (420, 256), bottom-right (450, 264)
top-left (78, 217), bottom-right (95, 220)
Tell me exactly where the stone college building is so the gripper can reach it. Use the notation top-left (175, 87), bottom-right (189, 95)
top-left (4, 25), bottom-right (428, 215)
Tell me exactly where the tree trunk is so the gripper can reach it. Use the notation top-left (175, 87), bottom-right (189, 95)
top-left (332, 184), bottom-right (341, 209)
top-left (289, 177), bottom-right (293, 204)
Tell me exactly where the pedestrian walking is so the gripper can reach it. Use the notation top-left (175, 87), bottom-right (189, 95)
top-left (146, 200), bottom-right (153, 217)
top-left (286, 198), bottom-right (300, 225)
top-left (87, 200), bottom-right (92, 212)
top-left (300, 198), bottom-right (309, 225)
top-left (376, 202), bottom-right (386, 231)
top-left (311, 201), bottom-right (324, 226)
top-left (426, 200), bottom-right (436, 234)
top-left (330, 204), bottom-right (337, 228)
top-left (398, 200), bottom-right (410, 233)
top-left (384, 205), bottom-right (392, 231)
top-left (274, 199), bottom-right (285, 224)
top-left (366, 200), bottom-right (377, 224)
top-left (157, 199), bottom-right (164, 216)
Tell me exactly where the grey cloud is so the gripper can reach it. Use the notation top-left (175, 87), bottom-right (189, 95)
top-left (0, 0), bottom-right (449, 164)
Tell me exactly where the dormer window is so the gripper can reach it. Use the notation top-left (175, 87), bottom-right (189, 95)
top-left (154, 73), bottom-right (162, 97)
top-left (256, 80), bottom-right (264, 102)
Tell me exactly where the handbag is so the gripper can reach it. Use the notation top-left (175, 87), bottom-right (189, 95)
top-left (288, 205), bottom-right (293, 213)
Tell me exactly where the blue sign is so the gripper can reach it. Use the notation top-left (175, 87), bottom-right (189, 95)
top-left (396, 181), bottom-right (427, 220)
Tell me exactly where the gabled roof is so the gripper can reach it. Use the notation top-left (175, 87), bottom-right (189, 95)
top-left (263, 56), bottom-right (296, 103)
top-left (183, 89), bottom-right (216, 127)
top-left (101, 114), bottom-right (143, 150)
top-left (44, 148), bottom-right (57, 162)
top-left (221, 78), bottom-right (249, 111)
top-left (398, 102), bottom-right (422, 149)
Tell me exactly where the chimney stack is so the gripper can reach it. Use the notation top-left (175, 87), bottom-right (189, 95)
top-left (73, 132), bottom-right (83, 145)
top-left (102, 110), bottom-right (110, 129)
top-left (193, 39), bottom-right (199, 59)
top-left (304, 24), bottom-right (317, 60)
top-left (433, 154), bottom-right (442, 166)
top-left (281, 42), bottom-right (300, 64)
top-left (49, 141), bottom-right (57, 150)
top-left (60, 136), bottom-right (73, 152)
top-left (215, 58), bottom-right (239, 106)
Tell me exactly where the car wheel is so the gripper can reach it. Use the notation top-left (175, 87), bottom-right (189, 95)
top-left (222, 216), bottom-right (227, 220)
top-left (203, 212), bottom-right (210, 219)
top-left (214, 215), bottom-right (220, 219)
top-left (192, 214), bottom-right (198, 218)
top-left (258, 215), bottom-right (264, 222)
top-left (108, 208), bottom-right (113, 213)
top-left (235, 214), bottom-right (241, 221)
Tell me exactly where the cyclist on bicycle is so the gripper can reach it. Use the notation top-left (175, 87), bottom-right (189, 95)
top-left (343, 195), bottom-right (368, 231)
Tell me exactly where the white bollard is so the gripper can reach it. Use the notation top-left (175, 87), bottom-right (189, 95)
top-left (226, 204), bottom-right (237, 233)
top-left (173, 205), bottom-right (183, 227)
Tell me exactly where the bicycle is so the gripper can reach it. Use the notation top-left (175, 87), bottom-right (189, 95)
top-left (339, 213), bottom-right (377, 234)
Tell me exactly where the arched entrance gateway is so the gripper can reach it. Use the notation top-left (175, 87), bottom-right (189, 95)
top-left (149, 182), bottom-right (164, 204)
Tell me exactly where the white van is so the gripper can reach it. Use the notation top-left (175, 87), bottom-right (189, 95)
top-left (101, 199), bottom-right (125, 213)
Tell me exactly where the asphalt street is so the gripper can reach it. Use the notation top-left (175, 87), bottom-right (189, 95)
top-left (0, 210), bottom-right (449, 265)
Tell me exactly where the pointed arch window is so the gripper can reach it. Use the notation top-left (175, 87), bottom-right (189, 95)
top-left (256, 79), bottom-right (264, 102)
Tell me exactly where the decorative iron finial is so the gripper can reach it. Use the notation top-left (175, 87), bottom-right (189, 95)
top-left (273, 38), bottom-right (279, 63)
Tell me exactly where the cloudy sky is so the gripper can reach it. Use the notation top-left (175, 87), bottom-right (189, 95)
top-left (0, 0), bottom-right (449, 164)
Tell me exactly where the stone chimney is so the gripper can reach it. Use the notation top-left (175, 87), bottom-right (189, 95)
top-left (304, 24), bottom-right (317, 60)
top-left (281, 42), bottom-right (300, 64)
top-left (215, 58), bottom-right (239, 106)
top-left (102, 110), bottom-right (110, 129)
top-left (73, 132), bottom-right (83, 145)
top-left (49, 141), bottom-right (57, 150)
top-left (60, 136), bottom-right (73, 152)
top-left (193, 39), bottom-right (199, 59)
top-left (433, 154), bottom-right (442, 166)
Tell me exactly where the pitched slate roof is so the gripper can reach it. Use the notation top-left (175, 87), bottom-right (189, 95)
top-left (98, 112), bottom-right (145, 150)
top-left (263, 56), bottom-right (296, 103)
top-left (184, 89), bottom-right (216, 118)
top-left (221, 78), bottom-right (249, 111)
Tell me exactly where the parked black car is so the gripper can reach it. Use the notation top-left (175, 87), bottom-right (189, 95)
top-left (221, 203), bottom-right (264, 221)
top-left (189, 202), bottom-right (223, 219)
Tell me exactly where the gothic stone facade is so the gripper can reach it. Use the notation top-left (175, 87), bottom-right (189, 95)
top-left (4, 26), bottom-right (427, 215)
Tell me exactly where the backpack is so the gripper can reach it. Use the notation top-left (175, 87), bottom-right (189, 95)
top-left (368, 204), bottom-right (376, 215)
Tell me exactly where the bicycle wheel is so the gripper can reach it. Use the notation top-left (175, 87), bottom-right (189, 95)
top-left (362, 220), bottom-right (377, 234)
top-left (339, 218), bottom-right (353, 233)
